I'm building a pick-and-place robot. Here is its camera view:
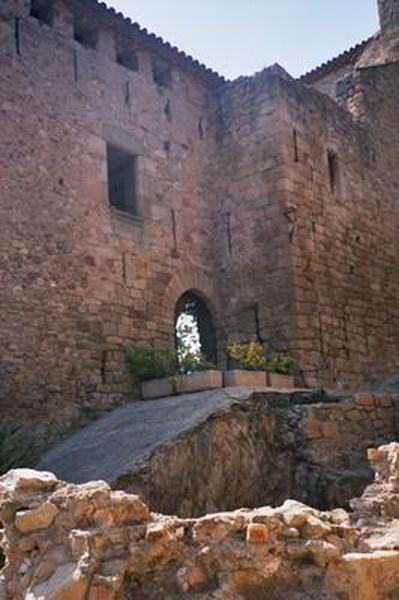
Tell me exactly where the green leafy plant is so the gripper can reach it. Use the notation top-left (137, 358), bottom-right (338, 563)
top-left (168, 373), bottom-right (183, 393)
top-left (127, 343), bottom-right (177, 382)
top-left (179, 352), bottom-right (215, 374)
top-left (227, 341), bottom-right (267, 371)
top-left (267, 353), bottom-right (296, 375)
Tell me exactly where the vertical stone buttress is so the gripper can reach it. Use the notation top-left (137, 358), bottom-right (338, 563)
top-left (378, 0), bottom-right (399, 35)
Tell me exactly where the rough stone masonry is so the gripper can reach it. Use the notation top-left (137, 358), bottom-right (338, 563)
top-left (2, 0), bottom-right (399, 438)
top-left (2, 442), bottom-right (399, 599)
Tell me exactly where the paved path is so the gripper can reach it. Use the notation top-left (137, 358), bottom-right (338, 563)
top-left (39, 387), bottom-right (264, 484)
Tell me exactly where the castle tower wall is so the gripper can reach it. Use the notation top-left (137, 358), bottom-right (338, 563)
top-left (280, 65), bottom-right (399, 388)
top-left (378, 0), bottom-right (399, 35)
top-left (211, 72), bottom-right (297, 358)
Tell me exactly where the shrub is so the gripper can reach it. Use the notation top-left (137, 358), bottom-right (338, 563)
top-left (267, 353), bottom-right (296, 375)
top-left (179, 352), bottom-right (215, 374)
top-left (227, 343), bottom-right (296, 375)
top-left (127, 344), bottom-right (177, 382)
top-left (227, 342), bottom-right (267, 371)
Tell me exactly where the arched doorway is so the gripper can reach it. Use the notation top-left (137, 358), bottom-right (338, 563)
top-left (174, 291), bottom-right (217, 365)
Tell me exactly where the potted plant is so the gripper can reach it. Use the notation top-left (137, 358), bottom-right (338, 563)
top-left (127, 344), bottom-right (222, 399)
top-left (267, 354), bottom-right (296, 388)
top-left (127, 343), bottom-right (177, 400)
top-left (224, 342), bottom-right (268, 387)
top-left (178, 352), bottom-right (223, 394)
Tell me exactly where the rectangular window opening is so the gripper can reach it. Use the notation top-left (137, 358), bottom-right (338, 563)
top-left (327, 149), bottom-right (339, 193)
top-left (107, 144), bottom-right (137, 216)
top-left (152, 62), bottom-right (172, 89)
top-left (30, 0), bottom-right (53, 26)
top-left (117, 50), bottom-right (139, 72)
top-left (74, 22), bottom-right (98, 49)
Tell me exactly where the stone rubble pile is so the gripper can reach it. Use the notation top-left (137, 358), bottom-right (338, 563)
top-left (1, 444), bottom-right (399, 599)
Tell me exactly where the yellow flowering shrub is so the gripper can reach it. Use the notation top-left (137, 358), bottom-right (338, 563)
top-left (227, 341), bottom-right (267, 371)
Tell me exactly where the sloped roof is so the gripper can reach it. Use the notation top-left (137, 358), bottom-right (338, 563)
top-left (78, 0), bottom-right (225, 85)
top-left (300, 37), bottom-right (374, 84)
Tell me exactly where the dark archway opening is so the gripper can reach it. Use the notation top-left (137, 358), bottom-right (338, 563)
top-left (174, 291), bottom-right (217, 366)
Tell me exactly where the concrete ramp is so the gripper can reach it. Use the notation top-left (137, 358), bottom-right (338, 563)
top-left (38, 387), bottom-right (262, 484)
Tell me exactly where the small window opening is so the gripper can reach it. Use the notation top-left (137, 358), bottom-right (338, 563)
top-left (117, 50), bottom-right (139, 72)
top-left (153, 62), bottom-right (172, 89)
top-left (164, 100), bottom-right (172, 122)
top-left (327, 149), bottom-right (339, 193)
top-left (107, 145), bottom-right (137, 216)
top-left (30, 0), bottom-right (53, 26)
top-left (74, 22), bottom-right (97, 49)
top-left (198, 118), bottom-right (204, 140)
top-left (123, 81), bottom-right (131, 106)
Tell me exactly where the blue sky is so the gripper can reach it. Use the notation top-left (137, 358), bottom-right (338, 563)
top-left (106, 0), bottom-right (379, 79)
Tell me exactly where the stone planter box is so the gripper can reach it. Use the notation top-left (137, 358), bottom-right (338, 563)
top-left (178, 370), bottom-right (223, 394)
top-left (268, 372), bottom-right (295, 389)
top-left (141, 378), bottom-right (174, 400)
top-left (224, 370), bottom-right (267, 387)
top-left (142, 370), bottom-right (223, 400)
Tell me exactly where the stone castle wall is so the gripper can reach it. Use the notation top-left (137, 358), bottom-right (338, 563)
top-left (279, 66), bottom-right (399, 388)
top-left (212, 73), bottom-right (296, 353)
top-left (0, 0), bottom-right (299, 434)
top-left (0, 0), bottom-right (224, 437)
top-left (2, 0), bottom-right (399, 430)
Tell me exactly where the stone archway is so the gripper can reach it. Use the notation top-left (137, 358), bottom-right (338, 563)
top-left (174, 290), bottom-right (217, 365)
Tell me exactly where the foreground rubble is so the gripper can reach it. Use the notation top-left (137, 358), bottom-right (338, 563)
top-left (1, 444), bottom-right (399, 599)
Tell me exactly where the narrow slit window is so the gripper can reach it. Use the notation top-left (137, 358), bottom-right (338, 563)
top-left (117, 50), bottom-right (139, 72)
top-left (30, 0), bottom-right (53, 26)
top-left (293, 128), bottom-right (299, 162)
top-left (74, 22), bottom-right (98, 49)
top-left (164, 99), bottom-right (172, 122)
top-left (152, 62), bottom-right (172, 88)
top-left (198, 118), bottom-right (204, 140)
top-left (327, 149), bottom-right (339, 193)
top-left (107, 145), bottom-right (137, 216)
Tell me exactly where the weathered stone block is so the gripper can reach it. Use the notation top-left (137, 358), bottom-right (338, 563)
top-left (322, 421), bottom-right (339, 438)
top-left (355, 394), bottom-right (375, 407)
top-left (246, 523), bottom-right (269, 545)
top-left (15, 501), bottom-right (59, 533)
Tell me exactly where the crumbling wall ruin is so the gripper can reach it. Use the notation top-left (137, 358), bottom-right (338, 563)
top-left (2, 443), bottom-right (399, 599)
